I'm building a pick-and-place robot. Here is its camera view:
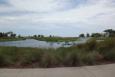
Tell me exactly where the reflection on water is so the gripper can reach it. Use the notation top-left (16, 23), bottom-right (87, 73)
top-left (0, 38), bottom-right (89, 48)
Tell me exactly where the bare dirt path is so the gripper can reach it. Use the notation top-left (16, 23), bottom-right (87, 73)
top-left (0, 64), bottom-right (115, 77)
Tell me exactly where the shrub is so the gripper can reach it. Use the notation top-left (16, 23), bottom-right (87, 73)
top-left (19, 50), bottom-right (43, 66)
top-left (85, 39), bottom-right (97, 51)
top-left (80, 52), bottom-right (98, 65)
top-left (0, 47), bottom-right (18, 66)
top-left (76, 39), bottom-right (97, 51)
top-left (40, 51), bottom-right (59, 67)
top-left (98, 48), bottom-right (115, 61)
top-left (63, 50), bottom-right (81, 66)
top-left (97, 38), bottom-right (115, 51)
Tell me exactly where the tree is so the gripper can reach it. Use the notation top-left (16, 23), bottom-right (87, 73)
top-left (104, 29), bottom-right (115, 37)
top-left (6, 31), bottom-right (13, 35)
top-left (0, 32), bottom-right (16, 38)
top-left (0, 32), bottom-right (3, 37)
top-left (11, 33), bottom-right (16, 37)
top-left (86, 33), bottom-right (90, 37)
top-left (33, 35), bottom-right (37, 38)
top-left (79, 34), bottom-right (85, 38)
top-left (38, 35), bottom-right (41, 38)
top-left (49, 35), bottom-right (52, 38)
top-left (3, 33), bottom-right (8, 37)
top-left (41, 35), bottom-right (44, 38)
top-left (18, 35), bottom-right (21, 38)
top-left (91, 33), bottom-right (102, 37)
top-left (37, 35), bottom-right (44, 38)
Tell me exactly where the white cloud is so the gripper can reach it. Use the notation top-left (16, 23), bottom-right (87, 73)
top-left (8, 0), bottom-right (77, 12)
top-left (37, 0), bottom-right (115, 23)
top-left (0, 0), bottom-right (115, 36)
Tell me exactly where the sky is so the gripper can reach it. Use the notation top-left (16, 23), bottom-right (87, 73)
top-left (0, 0), bottom-right (115, 36)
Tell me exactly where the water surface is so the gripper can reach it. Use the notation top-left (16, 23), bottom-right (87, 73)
top-left (0, 38), bottom-right (89, 48)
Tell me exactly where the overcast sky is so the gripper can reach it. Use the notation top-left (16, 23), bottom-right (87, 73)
top-left (0, 0), bottom-right (115, 36)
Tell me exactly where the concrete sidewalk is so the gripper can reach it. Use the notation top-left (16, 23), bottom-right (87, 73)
top-left (0, 64), bottom-right (115, 77)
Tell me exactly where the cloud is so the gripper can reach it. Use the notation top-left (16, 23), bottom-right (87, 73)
top-left (0, 0), bottom-right (115, 36)
top-left (7, 0), bottom-right (89, 12)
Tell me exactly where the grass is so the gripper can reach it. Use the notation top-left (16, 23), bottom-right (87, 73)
top-left (0, 37), bottom-right (115, 68)
top-left (33, 37), bottom-right (79, 42)
top-left (0, 37), bottom-right (26, 42)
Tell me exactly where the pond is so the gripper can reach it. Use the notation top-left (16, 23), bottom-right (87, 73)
top-left (0, 38), bottom-right (89, 48)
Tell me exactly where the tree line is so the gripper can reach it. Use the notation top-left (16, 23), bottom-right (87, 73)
top-left (79, 29), bottom-right (115, 38)
top-left (0, 29), bottom-right (115, 38)
top-left (0, 32), bottom-right (16, 38)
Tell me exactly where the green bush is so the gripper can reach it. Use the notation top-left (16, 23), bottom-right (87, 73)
top-left (63, 51), bottom-right (81, 66)
top-left (80, 52), bottom-right (98, 65)
top-left (97, 38), bottom-right (115, 51)
top-left (40, 52), bottom-right (57, 67)
top-left (85, 39), bottom-right (97, 51)
top-left (18, 50), bottom-right (43, 66)
top-left (98, 48), bottom-right (115, 61)
top-left (0, 47), bottom-right (18, 66)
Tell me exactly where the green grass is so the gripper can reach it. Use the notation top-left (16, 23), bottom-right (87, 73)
top-left (0, 37), bottom-right (26, 42)
top-left (33, 37), bottom-right (79, 42)
top-left (0, 37), bottom-right (115, 68)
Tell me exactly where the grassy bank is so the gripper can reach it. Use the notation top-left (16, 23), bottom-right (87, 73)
top-left (33, 37), bottom-right (79, 42)
top-left (0, 38), bottom-right (115, 68)
top-left (0, 37), bottom-right (26, 42)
